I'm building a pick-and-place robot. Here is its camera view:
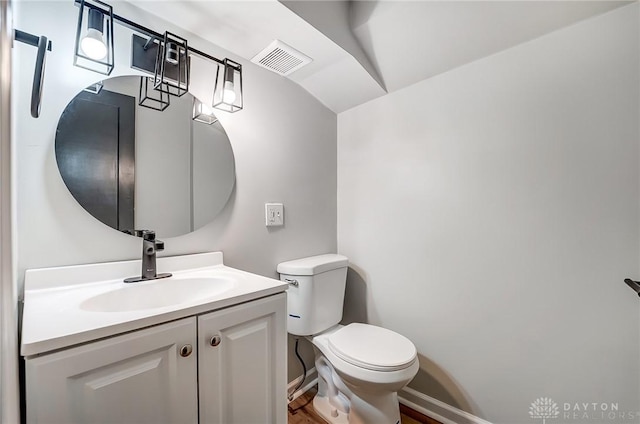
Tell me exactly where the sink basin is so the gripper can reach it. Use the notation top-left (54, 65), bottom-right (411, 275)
top-left (80, 276), bottom-right (235, 312)
top-left (21, 252), bottom-right (289, 356)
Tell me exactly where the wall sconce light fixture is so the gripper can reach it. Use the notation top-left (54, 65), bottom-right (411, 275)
top-left (74, 0), bottom-right (114, 75)
top-left (213, 59), bottom-right (242, 113)
top-left (139, 76), bottom-right (170, 111)
top-left (192, 98), bottom-right (218, 125)
top-left (154, 32), bottom-right (189, 97)
top-left (72, 1), bottom-right (244, 113)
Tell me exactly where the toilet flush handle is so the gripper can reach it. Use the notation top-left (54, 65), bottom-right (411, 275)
top-left (284, 278), bottom-right (298, 287)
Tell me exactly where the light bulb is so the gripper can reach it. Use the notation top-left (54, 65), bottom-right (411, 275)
top-left (81, 28), bottom-right (107, 60)
top-left (200, 102), bottom-right (214, 116)
top-left (223, 80), bottom-right (236, 104)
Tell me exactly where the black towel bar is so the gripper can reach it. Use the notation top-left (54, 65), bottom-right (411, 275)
top-left (14, 29), bottom-right (52, 51)
top-left (13, 29), bottom-right (52, 118)
top-left (624, 279), bottom-right (640, 297)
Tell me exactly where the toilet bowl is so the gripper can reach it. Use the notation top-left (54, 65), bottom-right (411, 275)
top-left (311, 324), bottom-right (419, 424)
top-left (277, 254), bottom-right (419, 424)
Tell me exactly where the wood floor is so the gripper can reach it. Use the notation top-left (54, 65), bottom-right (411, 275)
top-left (287, 386), bottom-right (441, 424)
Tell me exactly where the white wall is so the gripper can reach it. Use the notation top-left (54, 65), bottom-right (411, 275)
top-left (1, 0), bottom-right (19, 422)
top-left (13, 1), bottom-right (335, 380)
top-left (338, 4), bottom-right (639, 423)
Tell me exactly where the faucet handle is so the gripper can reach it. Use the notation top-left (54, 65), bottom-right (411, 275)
top-left (155, 240), bottom-right (165, 251)
top-left (142, 231), bottom-right (156, 241)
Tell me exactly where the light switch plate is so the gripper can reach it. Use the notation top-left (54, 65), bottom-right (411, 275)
top-left (265, 203), bottom-right (284, 227)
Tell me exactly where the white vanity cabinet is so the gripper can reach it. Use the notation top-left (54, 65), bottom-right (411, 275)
top-left (25, 317), bottom-right (199, 424)
top-left (25, 293), bottom-right (287, 424)
top-left (198, 293), bottom-right (287, 424)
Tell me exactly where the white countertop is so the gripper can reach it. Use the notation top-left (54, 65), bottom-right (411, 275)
top-left (21, 252), bottom-right (287, 357)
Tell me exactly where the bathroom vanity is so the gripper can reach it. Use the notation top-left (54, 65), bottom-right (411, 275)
top-left (21, 252), bottom-right (288, 424)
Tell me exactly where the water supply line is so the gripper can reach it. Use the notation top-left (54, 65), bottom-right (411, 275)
top-left (287, 338), bottom-right (307, 401)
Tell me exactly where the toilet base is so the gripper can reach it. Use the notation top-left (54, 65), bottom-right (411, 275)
top-left (343, 389), bottom-right (402, 424)
top-left (313, 393), bottom-right (349, 424)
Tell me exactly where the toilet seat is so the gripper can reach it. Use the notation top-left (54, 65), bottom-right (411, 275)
top-left (328, 323), bottom-right (417, 372)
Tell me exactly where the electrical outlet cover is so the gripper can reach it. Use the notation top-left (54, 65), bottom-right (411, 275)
top-left (265, 203), bottom-right (284, 227)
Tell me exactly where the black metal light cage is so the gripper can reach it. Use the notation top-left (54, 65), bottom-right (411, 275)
top-left (83, 81), bottom-right (103, 94)
top-left (73, 0), bottom-right (114, 75)
top-left (192, 97), bottom-right (218, 125)
top-left (72, 0), bottom-right (244, 112)
top-left (139, 76), bottom-right (170, 111)
top-left (153, 31), bottom-right (189, 97)
top-left (212, 58), bottom-right (243, 113)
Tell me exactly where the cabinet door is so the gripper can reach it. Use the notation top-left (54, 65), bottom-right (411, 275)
top-left (26, 317), bottom-right (198, 424)
top-left (198, 293), bottom-right (287, 424)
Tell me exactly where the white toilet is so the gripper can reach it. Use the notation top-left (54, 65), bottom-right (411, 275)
top-left (278, 254), bottom-right (419, 424)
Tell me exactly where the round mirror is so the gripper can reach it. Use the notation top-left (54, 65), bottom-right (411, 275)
top-left (55, 75), bottom-right (235, 238)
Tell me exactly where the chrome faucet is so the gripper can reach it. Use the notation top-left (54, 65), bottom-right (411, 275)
top-left (124, 230), bottom-right (172, 283)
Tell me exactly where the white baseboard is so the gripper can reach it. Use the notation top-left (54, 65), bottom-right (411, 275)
top-left (398, 387), bottom-right (493, 424)
top-left (287, 367), bottom-right (318, 403)
top-left (288, 370), bottom-right (491, 424)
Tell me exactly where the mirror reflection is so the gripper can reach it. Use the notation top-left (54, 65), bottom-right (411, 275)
top-left (55, 75), bottom-right (236, 238)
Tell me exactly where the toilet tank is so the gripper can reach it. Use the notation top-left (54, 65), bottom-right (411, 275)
top-left (277, 254), bottom-right (349, 336)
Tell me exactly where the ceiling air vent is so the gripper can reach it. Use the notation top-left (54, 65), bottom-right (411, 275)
top-left (251, 40), bottom-right (312, 76)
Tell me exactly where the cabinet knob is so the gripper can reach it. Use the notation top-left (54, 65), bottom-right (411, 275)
top-left (179, 344), bottom-right (193, 357)
top-left (210, 335), bottom-right (221, 347)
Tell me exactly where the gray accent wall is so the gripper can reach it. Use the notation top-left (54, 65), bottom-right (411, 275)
top-left (338, 4), bottom-right (639, 423)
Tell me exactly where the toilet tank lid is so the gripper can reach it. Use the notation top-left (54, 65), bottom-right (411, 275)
top-left (277, 254), bottom-right (348, 276)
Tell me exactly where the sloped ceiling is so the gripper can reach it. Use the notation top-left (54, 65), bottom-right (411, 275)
top-left (348, 0), bottom-right (633, 93)
top-left (126, 0), bottom-right (633, 113)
